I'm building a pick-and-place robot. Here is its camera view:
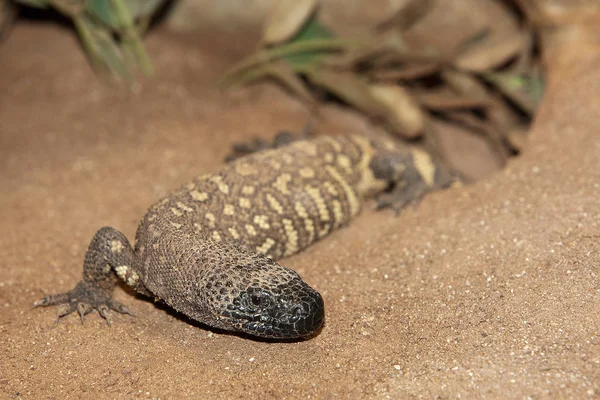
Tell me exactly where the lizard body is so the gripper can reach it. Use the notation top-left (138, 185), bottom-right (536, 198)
top-left (35, 133), bottom-right (451, 339)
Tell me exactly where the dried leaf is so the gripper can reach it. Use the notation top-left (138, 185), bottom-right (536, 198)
top-left (452, 29), bottom-right (490, 56)
top-left (510, 30), bottom-right (534, 75)
top-left (375, 0), bottom-right (435, 32)
top-left (218, 35), bottom-right (347, 88)
top-left (487, 93), bottom-right (523, 132)
top-left (415, 92), bottom-right (491, 110)
top-left (371, 63), bottom-right (440, 81)
top-left (47, 0), bottom-right (85, 16)
top-left (219, 61), bottom-right (316, 110)
top-left (455, 30), bottom-right (526, 72)
top-left (15, 0), bottom-right (48, 8)
top-left (265, 61), bottom-right (316, 107)
top-left (304, 69), bottom-right (389, 119)
top-left (444, 111), bottom-right (509, 162)
top-left (371, 46), bottom-right (441, 67)
top-left (262, 0), bottom-right (319, 46)
top-left (509, 0), bottom-right (545, 26)
top-left (127, 0), bottom-right (164, 20)
top-left (369, 84), bottom-right (424, 138)
top-left (323, 31), bottom-right (407, 70)
top-left (329, 41), bottom-right (440, 72)
top-left (442, 69), bottom-right (489, 99)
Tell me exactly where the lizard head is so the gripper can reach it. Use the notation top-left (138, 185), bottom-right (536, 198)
top-left (202, 256), bottom-right (325, 339)
top-left (143, 233), bottom-right (324, 340)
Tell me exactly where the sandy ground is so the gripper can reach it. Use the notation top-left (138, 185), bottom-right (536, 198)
top-left (0, 22), bottom-right (599, 399)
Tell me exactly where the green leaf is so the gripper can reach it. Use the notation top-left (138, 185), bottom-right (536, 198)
top-left (293, 14), bottom-right (332, 42)
top-left (87, 0), bottom-right (164, 29)
top-left (73, 14), bottom-right (132, 81)
top-left (282, 16), bottom-right (335, 67)
top-left (86, 0), bottom-right (121, 28)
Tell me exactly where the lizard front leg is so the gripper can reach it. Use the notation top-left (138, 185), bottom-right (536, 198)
top-left (34, 227), bottom-right (143, 325)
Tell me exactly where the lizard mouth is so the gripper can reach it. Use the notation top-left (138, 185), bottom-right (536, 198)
top-left (241, 290), bottom-right (325, 339)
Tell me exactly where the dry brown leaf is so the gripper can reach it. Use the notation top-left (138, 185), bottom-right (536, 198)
top-left (455, 29), bottom-right (526, 72)
top-left (262, 0), bottom-right (319, 46)
top-left (304, 69), bottom-right (391, 120)
top-left (487, 93), bottom-right (522, 130)
top-left (265, 61), bottom-right (316, 107)
top-left (444, 111), bottom-right (509, 162)
top-left (511, 30), bottom-right (534, 75)
top-left (442, 69), bottom-right (489, 99)
top-left (415, 92), bottom-right (491, 110)
top-left (375, 0), bottom-right (436, 32)
top-left (371, 63), bottom-right (440, 81)
top-left (486, 93), bottom-right (527, 152)
top-left (369, 84), bottom-right (424, 138)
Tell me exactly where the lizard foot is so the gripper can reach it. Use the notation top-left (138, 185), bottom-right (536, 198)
top-left (34, 281), bottom-right (134, 326)
top-left (225, 125), bottom-right (314, 162)
top-left (375, 164), bottom-right (461, 214)
top-left (375, 181), bottom-right (429, 215)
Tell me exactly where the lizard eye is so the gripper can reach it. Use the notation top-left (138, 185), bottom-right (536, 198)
top-left (251, 294), bottom-right (263, 307)
top-left (243, 289), bottom-right (272, 310)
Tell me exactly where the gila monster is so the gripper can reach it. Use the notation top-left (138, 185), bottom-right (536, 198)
top-left (34, 133), bottom-right (454, 339)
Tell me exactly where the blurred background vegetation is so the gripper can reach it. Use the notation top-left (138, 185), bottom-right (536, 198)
top-left (2, 0), bottom-right (169, 81)
top-left (1, 0), bottom-right (550, 170)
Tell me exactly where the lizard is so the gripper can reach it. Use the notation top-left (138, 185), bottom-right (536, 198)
top-left (34, 131), bottom-right (455, 339)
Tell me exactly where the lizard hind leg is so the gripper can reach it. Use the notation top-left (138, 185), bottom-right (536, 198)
top-left (224, 124), bottom-right (314, 162)
top-left (34, 226), bottom-right (138, 325)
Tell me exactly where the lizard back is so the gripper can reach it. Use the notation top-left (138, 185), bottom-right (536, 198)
top-left (134, 134), bottom-right (386, 264)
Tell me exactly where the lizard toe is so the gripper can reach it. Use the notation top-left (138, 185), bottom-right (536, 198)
top-left (33, 292), bottom-right (70, 308)
top-left (55, 302), bottom-right (78, 324)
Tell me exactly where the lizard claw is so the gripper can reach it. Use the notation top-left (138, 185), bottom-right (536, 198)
top-left (97, 304), bottom-right (112, 326)
top-left (76, 302), bottom-right (93, 324)
top-left (107, 300), bottom-right (135, 317)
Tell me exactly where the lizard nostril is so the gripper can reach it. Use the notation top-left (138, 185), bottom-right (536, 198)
top-left (289, 305), bottom-right (305, 322)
